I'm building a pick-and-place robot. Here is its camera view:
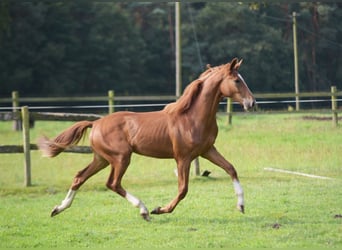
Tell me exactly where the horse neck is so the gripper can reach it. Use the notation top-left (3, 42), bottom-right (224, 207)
top-left (190, 80), bottom-right (222, 125)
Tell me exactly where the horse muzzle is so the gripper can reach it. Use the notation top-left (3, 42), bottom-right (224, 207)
top-left (243, 98), bottom-right (256, 111)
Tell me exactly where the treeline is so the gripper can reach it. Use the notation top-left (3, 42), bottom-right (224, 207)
top-left (0, 2), bottom-right (341, 97)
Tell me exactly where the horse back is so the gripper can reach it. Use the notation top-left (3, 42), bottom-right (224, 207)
top-left (91, 111), bottom-right (174, 158)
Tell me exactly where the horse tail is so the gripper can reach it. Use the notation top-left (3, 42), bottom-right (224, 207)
top-left (38, 121), bottom-right (93, 158)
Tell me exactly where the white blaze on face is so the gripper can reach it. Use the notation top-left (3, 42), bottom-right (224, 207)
top-left (238, 73), bottom-right (245, 84)
top-left (237, 73), bottom-right (254, 110)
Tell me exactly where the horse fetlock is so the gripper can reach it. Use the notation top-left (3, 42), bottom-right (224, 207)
top-left (236, 194), bottom-right (244, 213)
top-left (51, 202), bottom-right (71, 217)
top-left (141, 212), bottom-right (151, 221)
top-left (237, 204), bottom-right (245, 214)
top-left (151, 206), bottom-right (162, 215)
top-left (51, 205), bottom-right (62, 217)
top-left (232, 180), bottom-right (244, 214)
top-left (140, 206), bottom-right (149, 217)
top-left (50, 189), bottom-right (76, 217)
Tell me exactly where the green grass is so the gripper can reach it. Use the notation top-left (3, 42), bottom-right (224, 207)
top-left (0, 113), bottom-right (341, 248)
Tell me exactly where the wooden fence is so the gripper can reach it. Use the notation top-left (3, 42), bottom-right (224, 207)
top-left (2, 87), bottom-right (340, 116)
top-left (1, 108), bottom-right (100, 186)
top-left (0, 87), bottom-right (340, 186)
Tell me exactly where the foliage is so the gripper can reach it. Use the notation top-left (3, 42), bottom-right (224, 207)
top-left (0, 2), bottom-right (341, 97)
top-left (182, 3), bottom-right (293, 91)
top-left (0, 114), bottom-right (341, 247)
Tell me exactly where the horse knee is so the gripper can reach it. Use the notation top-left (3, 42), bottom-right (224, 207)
top-left (178, 186), bottom-right (188, 200)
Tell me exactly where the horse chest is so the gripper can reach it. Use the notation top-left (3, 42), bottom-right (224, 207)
top-left (174, 122), bottom-right (217, 152)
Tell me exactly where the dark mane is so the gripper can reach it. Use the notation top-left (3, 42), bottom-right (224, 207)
top-left (164, 65), bottom-right (226, 115)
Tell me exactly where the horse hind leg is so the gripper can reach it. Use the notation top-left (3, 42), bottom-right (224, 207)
top-left (106, 156), bottom-right (150, 221)
top-left (51, 154), bottom-right (108, 217)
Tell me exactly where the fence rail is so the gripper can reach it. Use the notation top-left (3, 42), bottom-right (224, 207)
top-left (2, 89), bottom-right (342, 109)
top-left (0, 87), bottom-right (340, 186)
top-left (0, 144), bottom-right (91, 154)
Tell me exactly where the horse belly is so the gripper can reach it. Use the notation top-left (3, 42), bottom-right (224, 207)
top-left (132, 135), bottom-right (174, 159)
top-left (128, 117), bottom-right (174, 158)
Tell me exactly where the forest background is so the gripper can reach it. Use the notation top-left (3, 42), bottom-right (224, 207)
top-left (0, 2), bottom-right (341, 98)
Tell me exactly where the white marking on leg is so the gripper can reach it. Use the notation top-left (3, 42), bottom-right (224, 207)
top-left (59, 189), bottom-right (76, 211)
top-left (125, 192), bottom-right (140, 207)
top-left (233, 180), bottom-right (244, 208)
top-left (125, 192), bottom-right (149, 219)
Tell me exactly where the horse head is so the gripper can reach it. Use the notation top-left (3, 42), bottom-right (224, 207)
top-left (220, 58), bottom-right (256, 111)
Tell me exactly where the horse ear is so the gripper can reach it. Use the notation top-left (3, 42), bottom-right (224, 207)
top-left (229, 58), bottom-right (239, 71)
top-left (236, 59), bottom-right (243, 69)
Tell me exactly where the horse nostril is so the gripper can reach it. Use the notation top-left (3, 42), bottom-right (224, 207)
top-left (243, 98), bottom-right (256, 111)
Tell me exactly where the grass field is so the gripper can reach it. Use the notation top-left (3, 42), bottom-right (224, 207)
top-left (0, 113), bottom-right (341, 248)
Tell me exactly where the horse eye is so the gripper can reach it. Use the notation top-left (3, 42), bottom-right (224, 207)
top-left (234, 79), bottom-right (240, 84)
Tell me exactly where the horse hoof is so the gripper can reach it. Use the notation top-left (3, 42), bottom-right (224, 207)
top-left (141, 213), bottom-right (151, 221)
top-left (151, 207), bottom-right (161, 214)
top-left (238, 205), bottom-right (245, 214)
top-left (51, 206), bottom-right (59, 217)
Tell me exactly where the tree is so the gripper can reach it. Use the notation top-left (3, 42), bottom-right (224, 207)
top-left (0, 2), bottom-right (341, 98)
top-left (182, 2), bottom-right (293, 92)
top-left (182, 2), bottom-right (342, 93)
top-left (0, 1), bottom-right (148, 97)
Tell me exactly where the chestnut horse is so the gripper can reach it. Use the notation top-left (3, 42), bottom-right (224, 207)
top-left (38, 58), bottom-right (255, 221)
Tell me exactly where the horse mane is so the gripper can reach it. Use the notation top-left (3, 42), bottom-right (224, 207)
top-left (164, 65), bottom-right (225, 115)
top-left (164, 79), bottom-right (203, 114)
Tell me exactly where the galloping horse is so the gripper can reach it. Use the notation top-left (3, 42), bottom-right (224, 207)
top-left (38, 58), bottom-right (255, 221)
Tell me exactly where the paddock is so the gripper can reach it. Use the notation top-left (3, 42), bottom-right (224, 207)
top-left (0, 113), bottom-right (341, 247)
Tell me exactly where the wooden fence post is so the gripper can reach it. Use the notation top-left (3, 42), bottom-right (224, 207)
top-left (193, 158), bottom-right (200, 176)
top-left (226, 97), bottom-right (233, 125)
top-left (12, 91), bottom-right (21, 131)
top-left (331, 86), bottom-right (338, 127)
top-left (21, 106), bottom-right (31, 187)
top-left (108, 90), bottom-right (114, 114)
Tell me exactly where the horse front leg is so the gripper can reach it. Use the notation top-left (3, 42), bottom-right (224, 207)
top-left (202, 146), bottom-right (245, 213)
top-left (151, 159), bottom-right (191, 215)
